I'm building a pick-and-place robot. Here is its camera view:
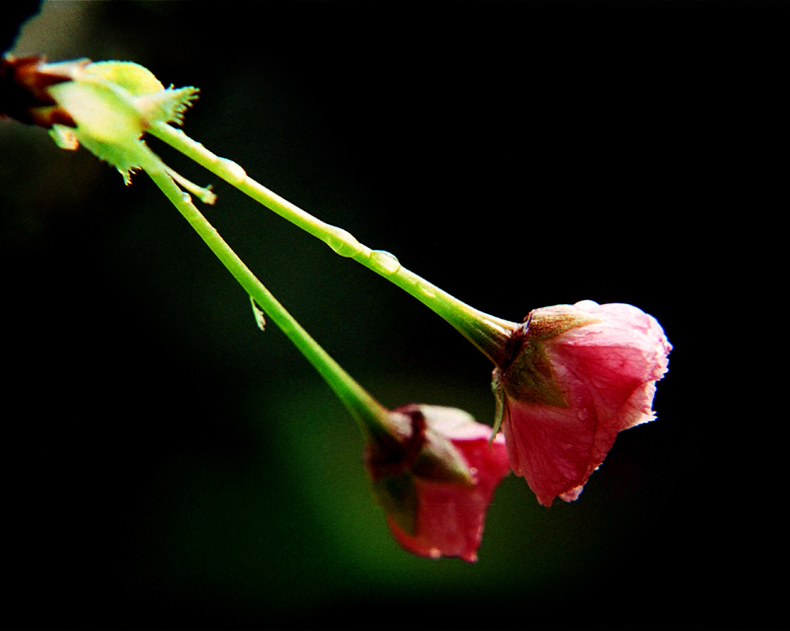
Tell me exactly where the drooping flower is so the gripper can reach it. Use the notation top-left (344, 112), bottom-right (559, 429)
top-left (365, 404), bottom-right (511, 562)
top-left (491, 300), bottom-right (671, 507)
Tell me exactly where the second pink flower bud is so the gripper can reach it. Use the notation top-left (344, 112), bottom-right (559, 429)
top-left (365, 404), bottom-right (511, 562)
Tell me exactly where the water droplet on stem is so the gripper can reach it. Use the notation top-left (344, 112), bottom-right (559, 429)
top-left (218, 157), bottom-right (247, 185)
top-left (417, 281), bottom-right (436, 298)
top-left (326, 227), bottom-right (363, 258)
top-left (369, 250), bottom-right (401, 276)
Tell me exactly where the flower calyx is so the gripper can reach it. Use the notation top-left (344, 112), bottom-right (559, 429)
top-left (43, 59), bottom-right (201, 185)
top-left (491, 306), bottom-right (600, 437)
top-left (3, 56), bottom-right (213, 201)
top-left (366, 405), bottom-right (475, 535)
top-left (497, 306), bottom-right (601, 409)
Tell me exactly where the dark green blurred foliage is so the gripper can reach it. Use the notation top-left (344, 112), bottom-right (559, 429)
top-left (1, 2), bottom-right (781, 629)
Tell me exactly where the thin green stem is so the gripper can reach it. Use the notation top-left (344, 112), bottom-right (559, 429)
top-left (145, 165), bottom-right (392, 438)
top-left (149, 122), bottom-right (519, 366)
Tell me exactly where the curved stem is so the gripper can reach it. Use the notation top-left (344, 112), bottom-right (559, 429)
top-left (148, 123), bottom-right (519, 366)
top-left (145, 165), bottom-right (392, 438)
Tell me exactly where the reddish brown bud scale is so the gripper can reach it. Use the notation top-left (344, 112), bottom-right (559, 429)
top-left (0, 54), bottom-right (86, 127)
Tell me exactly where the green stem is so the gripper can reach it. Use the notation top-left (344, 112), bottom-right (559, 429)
top-left (145, 165), bottom-right (392, 438)
top-left (149, 122), bottom-right (519, 366)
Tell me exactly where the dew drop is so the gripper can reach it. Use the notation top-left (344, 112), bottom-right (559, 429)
top-left (326, 227), bottom-right (363, 258)
top-left (417, 281), bottom-right (436, 298)
top-left (180, 191), bottom-right (192, 204)
top-left (218, 157), bottom-right (247, 185)
top-left (369, 250), bottom-right (401, 276)
top-left (428, 547), bottom-right (441, 559)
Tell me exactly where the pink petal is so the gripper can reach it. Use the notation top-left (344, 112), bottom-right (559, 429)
top-left (501, 301), bottom-right (670, 507)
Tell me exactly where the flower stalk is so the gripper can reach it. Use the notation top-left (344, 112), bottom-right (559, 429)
top-left (144, 162), bottom-right (511, 561)
top-left (149, 162), bottom-right (511, 562)
top-left (148, 122), bottom-right (518, 366)
top-left (146, 164), bottom-right (394, 439)
top-left (148, 122), bottom-right (673, 509)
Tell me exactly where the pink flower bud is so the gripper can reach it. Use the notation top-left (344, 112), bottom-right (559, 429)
top-left (493, 300), bottom-right (671, 507)
top-left (365, 404), bottom-right (510, 562)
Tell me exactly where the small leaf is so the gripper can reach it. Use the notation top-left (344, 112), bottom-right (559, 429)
top-left (489, 371), bottom-right (507, 445)
top-left (48, 125), bottom-right (78, 150)
top-left (250, 296), bottom-right (266, 331)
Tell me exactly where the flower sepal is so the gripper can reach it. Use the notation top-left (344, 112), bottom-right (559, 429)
top-left (365, 405), bottom-right (475, 493)
top-left (371, 473), bottom-right (418, 535)
top-left (43, 60), bottom-right (200, 184)
top-left (498, 307), bottom-right (601, 408)
top-left (3, 56), bottom-right (212, 201)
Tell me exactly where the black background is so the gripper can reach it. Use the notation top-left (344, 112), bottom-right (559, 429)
top-left (2, 2), bottom-right (782, 630)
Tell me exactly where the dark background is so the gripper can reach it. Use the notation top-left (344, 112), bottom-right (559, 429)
top-left (1, 2), bottom-right (781, 630)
